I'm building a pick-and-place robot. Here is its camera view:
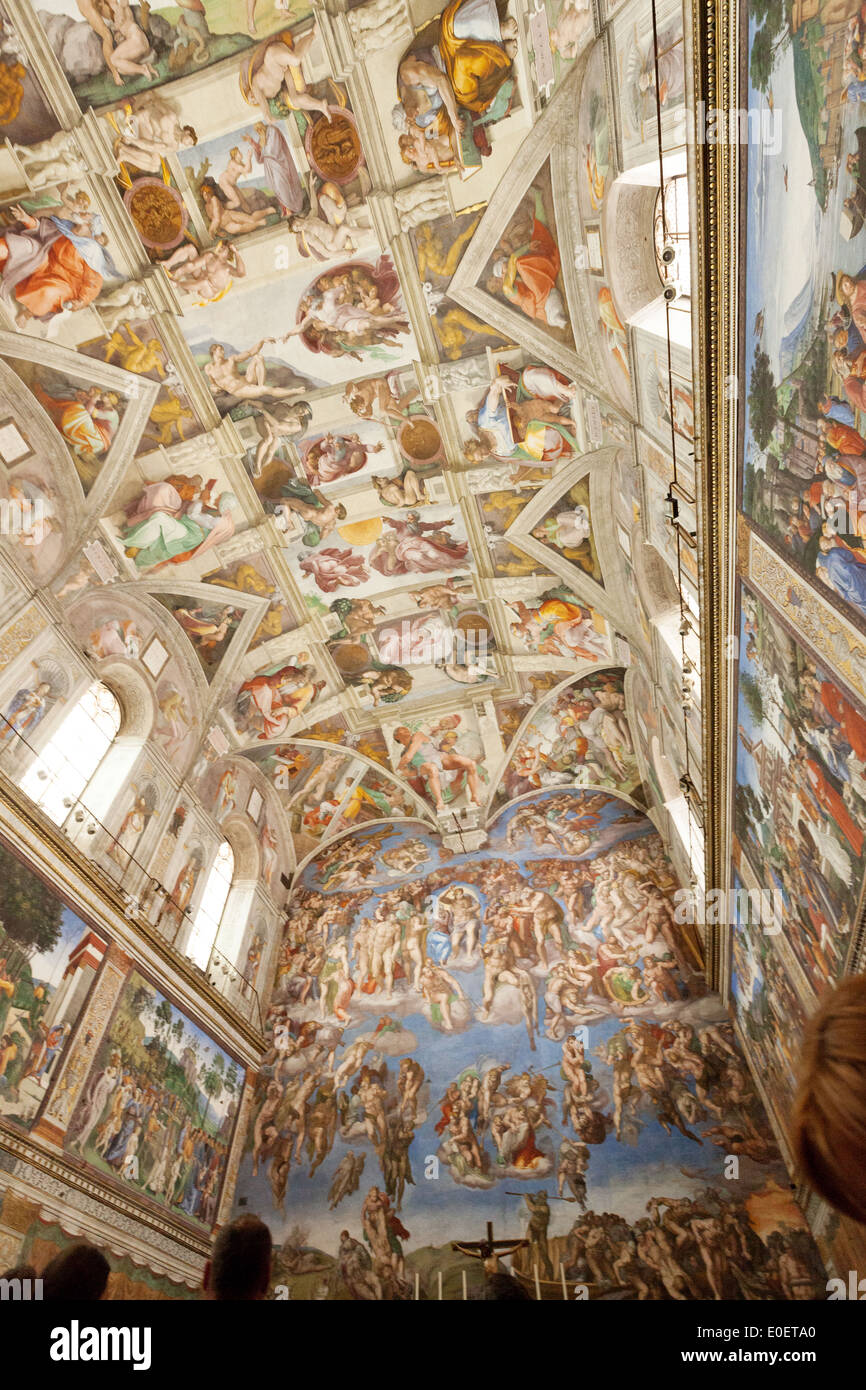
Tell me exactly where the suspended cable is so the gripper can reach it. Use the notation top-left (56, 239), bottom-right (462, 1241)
top-left (650, 0), bottom-right (702, 889)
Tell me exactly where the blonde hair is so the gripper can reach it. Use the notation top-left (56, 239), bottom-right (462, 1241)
top-left (792, 974), bottom-right (866, 1222)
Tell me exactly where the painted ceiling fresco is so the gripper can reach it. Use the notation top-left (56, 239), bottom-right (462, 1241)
top-left (0, 0), bottom-right (696, 891)
top-left (8, 0), bottom-right (840, 1303)
top-left (0, 0), bottom-right (863, 1302)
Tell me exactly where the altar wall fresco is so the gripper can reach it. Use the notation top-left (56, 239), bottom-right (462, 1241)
top-left (233, 791), bottom-right (824, 1300)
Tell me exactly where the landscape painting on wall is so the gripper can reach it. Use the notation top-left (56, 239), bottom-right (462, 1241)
top-left (232, 790), bottom-right (825, 1300)
top-left (740, 0), bottom-right (866, 634)
top-left (730, 869), bottom-right (809, 1133)
top-left (66, 970), bottom-right (244, 1228)
top-left (732, 580), bottom-right (866, 998)
top-left (0, 842), bottom-right (106, 1131)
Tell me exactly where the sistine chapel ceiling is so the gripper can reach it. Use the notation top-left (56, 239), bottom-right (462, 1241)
top-left (0, 0), bottom-right (699, 893)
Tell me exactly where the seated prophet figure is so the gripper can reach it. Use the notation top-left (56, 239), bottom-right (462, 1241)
top-left (238, 657), bottom-right (324, 738)
top-left (486, 190), bottom-right (568, 329)
top-left (0, 200), bottom-right (114, 326)
top-left (121, 478), bottom-right (236, 572)
top-left (393, 0), bottom-right (517, 171)
top-left (465, 365), bottom-right (579, 466)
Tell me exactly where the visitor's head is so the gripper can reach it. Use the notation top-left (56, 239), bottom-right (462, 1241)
top-left (42, 1243), bottom-right (110, 1301)
top-left (482, 1258), bottom-right (532, 1300)
top-left (793, 974), bottom-right (866, 1222)
top-left (204, 1215), bottom-right (272, 1300)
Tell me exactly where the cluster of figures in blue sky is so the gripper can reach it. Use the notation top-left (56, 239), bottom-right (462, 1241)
top-left (233, 791), bottom-right (827, 1299)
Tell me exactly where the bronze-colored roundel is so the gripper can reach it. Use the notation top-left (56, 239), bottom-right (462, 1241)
top-left (399, 418), bottom-right (442, 463)
top-left (456, 611), bottom-right (493, 639)
top-left (307, 112), bottom-right (362, 184)
top-left (124, 179), bottom-right (188, 252)
top-left (330, 641), bottom-right (374, 676)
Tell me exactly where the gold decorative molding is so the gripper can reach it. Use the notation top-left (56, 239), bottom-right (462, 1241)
top-left (735, 515), bottom-right (752, 576)
top-left (217, 1071), bottom-right (256, 1228)
top-left (691, 0), bottom-right (739, 990)
top-left (748, 534), bottom-right (866, 705)
top-left (0, 603), bottom-right (48, 673)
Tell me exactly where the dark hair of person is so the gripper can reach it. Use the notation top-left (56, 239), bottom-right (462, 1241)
top-left (482, 1271), bottom-right (533, 1300)
top-left (41, 1243), bottom-right (110, 1300)
top-left (206, 1215), bottom-right (272, 1300)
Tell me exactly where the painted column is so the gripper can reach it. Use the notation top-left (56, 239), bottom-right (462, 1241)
top-left (31, 941), bottom-right (131, 1148)
top-left (215, 1070), bottom-right (256, 1229)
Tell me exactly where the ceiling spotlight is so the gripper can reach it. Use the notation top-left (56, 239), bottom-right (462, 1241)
top-left (660, 243), bottom-right (677, 266)
top-left (663, 284), bottom-right (678, 302)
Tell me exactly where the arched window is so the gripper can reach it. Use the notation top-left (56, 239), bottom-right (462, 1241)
top-left (187, 840), bottom-right (234, 970)
top-left (19, 680), bottom-right (121, 827)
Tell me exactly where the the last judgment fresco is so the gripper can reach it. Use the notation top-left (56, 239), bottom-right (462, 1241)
top-left (233, 790), bottom-right (825, 1299)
